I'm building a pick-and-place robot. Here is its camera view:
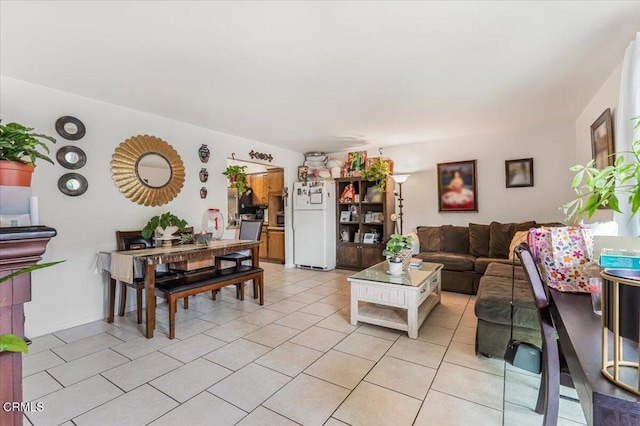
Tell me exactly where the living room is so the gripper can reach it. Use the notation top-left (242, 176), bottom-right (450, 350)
top-left (1, 1), bottom-right (639, 425)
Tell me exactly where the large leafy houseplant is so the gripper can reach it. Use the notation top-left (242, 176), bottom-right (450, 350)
top-left (0, 261), bottom-right (64, 353)
top-left (361, 158), bottom-right (390, 190)
top-left (223, 165), bottom-right (248, 195)
top-left (562, 118), bottom-right (640, 221)
top-left (142, 212), bottom-right (188, 239)
top-left (0, 121), bottom-right (56, 165)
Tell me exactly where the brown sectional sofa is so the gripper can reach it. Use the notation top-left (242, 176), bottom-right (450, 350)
top-left (414, 221), bottom-right (563, 358)
top-left (414, 221), bottom-right (537, 294)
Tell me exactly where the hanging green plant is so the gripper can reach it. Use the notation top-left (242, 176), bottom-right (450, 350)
top-left (223, 165), bottom-right (248, 195)
top-left (361, 158), bottom-right (390, 190)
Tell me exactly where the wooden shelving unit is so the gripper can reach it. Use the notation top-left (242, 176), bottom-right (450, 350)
top-left (335, 177), bottom-right (395, 270)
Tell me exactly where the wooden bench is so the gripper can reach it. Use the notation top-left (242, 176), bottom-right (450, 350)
top-left (155, 265), bottom-right (264, 338)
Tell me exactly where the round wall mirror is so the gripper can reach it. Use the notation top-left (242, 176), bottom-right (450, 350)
top-left (55, 116), bottom-right (86, 140)
top-left (111, 135), bottom-right (185, 206)
top-left (56, 146), bottom-right (87, 169)
top-left (136, 153), bottom-right (172, 188)
top-left (58, 173), bottom-right (88, 196)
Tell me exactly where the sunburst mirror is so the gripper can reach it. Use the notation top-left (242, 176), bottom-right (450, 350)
top-left (111, 135), bottom-right (185, 206)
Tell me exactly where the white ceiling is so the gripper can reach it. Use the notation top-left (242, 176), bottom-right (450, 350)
top-left (1, 1), bottom-right (638, 153)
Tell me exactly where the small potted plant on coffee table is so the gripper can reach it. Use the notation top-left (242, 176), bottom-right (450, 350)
top-left (383, 234), bottom-right (413, 274)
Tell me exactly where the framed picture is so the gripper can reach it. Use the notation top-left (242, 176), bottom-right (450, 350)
top-left (363, 233), bottom-right (376, 244)
top-left (505, 158), bottom-right (534, 188)
top-left (340, 211), bottom-right (351, 223)
top-left (591, 108), bottom-right (615, 170)
top-left (437, 160), bottom-right (478, 212)
top-left (364, 212), bottom-right (372, 223)
top-left (354, 230), bottom-right (361, 243)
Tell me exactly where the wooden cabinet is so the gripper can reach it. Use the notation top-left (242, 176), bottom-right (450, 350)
top-left (335, 177), bottom-right (395, 270)
top-left (267, 228), bottom-right (285, 263)
top-left (250, 174), bottom-right (268, 205)
top-left (259, 229), bottom-right (268, 258)
top-left (267, 169), bottom-right (284, 194)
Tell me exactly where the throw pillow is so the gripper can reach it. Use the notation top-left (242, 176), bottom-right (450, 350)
top-left (442, 225), bottom-right (469, 254)
top-left (508, 230), bottom-right (529, 260)
top-left (416, 226), bottom-right (444, 252)
top-left (469, 223), bottom-right (490, 257)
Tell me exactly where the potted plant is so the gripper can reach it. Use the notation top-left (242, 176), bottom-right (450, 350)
top-left (142, 212), bottom-right (188, 240)
top-left (361, 158), bottom-right (390, 202)
top-left (0, 121), bottom-right (57, 187)
top-left (223, 165), bottom-right (248, 195)
top-left (383, 234), bottom-right (413, 274)
top-left (0, 261), bottom-right (64, 353)
top-left (562, 118), bottom-right (640, 221)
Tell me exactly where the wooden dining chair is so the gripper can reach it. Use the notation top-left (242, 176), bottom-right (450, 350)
top-left (515, 243), bottom-right (574, 425)
top-left (215, 220), bottom-right (263, 298)
top-left (109, 227), bottom-right (192, 324)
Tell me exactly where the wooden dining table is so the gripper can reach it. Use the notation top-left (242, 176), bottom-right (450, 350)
top-left (101, 239), bottom-right (260, 338)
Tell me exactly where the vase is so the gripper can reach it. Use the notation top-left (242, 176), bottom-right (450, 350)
top-left (388, 259), bottom-right (403, 275)
top-left (157, 225), bottom-right (178, 238)
top-left (398, 248), bottom-right (412, 271)
top-left (202, 208), bottom-right (224, 240)
top-left (367, 186), bottom-right (384, 203)
top-left (199, 168), bottom-right (209, 183)
top-left (198, 144), bottom-right (210, 163)
top-left (200, 187), bottom-right (207, 198)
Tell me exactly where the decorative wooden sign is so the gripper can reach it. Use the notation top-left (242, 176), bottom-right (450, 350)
top-left (249, 150), bottom-right (273, 162)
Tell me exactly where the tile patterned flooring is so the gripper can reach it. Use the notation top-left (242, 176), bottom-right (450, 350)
top-left (22, 264), bottom-right (587, 425)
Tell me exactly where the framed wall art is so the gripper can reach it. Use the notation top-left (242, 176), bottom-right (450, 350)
top-left (505, 158), bottom-right (534, 188)
top-left (437, 160), bottom-right (478, 212)
top-left (591, 108), bottom-right (615, 170)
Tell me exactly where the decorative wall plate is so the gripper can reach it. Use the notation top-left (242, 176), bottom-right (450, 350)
top-left (56, 146), bottom-right (87, 169)
top-left (111, 135), bottom-right (185, 207)
top-left (58, 173), bottom-right (88, 196)
top-left (55, 116), bottom-right (86, 140)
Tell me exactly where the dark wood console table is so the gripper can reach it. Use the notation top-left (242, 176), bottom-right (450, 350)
top-left (0, 226), bottom-right (56, 426)
top-left (550, 289), bottom-right (640, 425)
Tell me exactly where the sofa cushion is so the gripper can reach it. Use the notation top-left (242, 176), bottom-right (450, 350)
top-left (488, 221), bottom-right (536, 259)
top-left (416, 226), bottom-right (444, 252)
top-left (508, 230), bottom-right (529, 260)
top-left (474, 257), bottom-right (514, 274)
top-left (488, 222), bottom-right (513, 259)
top-left (483, 261), bottom-right (526, 281)
top-left (469, 223), bottom-right (490, 257)
top-left (474, 274), bottom-right (538, 329)
top-left (416, 252), bottom-right (475, 271)
top-left (442, 225), bottom-right (469, 254)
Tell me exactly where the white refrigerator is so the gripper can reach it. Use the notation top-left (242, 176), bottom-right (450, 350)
top-left (293, 180), bottom-right (336, 270)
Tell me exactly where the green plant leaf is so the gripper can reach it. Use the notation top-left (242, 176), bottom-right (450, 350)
top-left (0, 261), bottom-right (65, 284)
top-left (0, 334), bottom-right (28, 353)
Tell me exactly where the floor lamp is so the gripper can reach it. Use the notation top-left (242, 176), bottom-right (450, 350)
top-left (392, 174), bottom-right (409, 235)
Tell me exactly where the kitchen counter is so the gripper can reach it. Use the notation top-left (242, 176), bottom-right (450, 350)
top-left (267, 226), bottom-right (284, 231)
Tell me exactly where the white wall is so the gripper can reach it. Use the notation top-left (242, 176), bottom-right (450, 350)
top-left (0, 76), bottom-right (303, 337)
top-left (573, 62), bottom-right (623, 223)
top-left (331, 124), bottom-right (576, 232)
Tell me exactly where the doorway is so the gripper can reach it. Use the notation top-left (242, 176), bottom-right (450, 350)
top-left (226, 158), bottom-right (286, 264)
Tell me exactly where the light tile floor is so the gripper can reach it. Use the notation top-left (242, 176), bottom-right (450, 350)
top-left (22, 264), bottom-right (586, 425)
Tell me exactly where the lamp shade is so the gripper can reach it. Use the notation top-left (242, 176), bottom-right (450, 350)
top-left (392, 174), bottom-right (409, 184)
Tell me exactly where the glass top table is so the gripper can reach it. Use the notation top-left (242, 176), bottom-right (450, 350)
top-left (348, 261), bottom-right (443, 287)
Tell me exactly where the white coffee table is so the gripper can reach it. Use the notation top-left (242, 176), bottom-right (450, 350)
top-left (348, 261), bottom-right (443, 339)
